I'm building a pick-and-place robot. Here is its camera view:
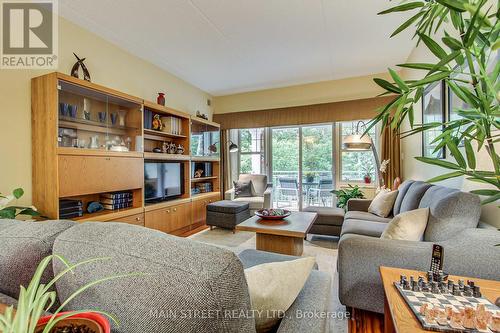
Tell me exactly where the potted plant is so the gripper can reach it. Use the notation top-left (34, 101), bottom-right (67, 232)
top-left (304, 172), bottom-right (315, 183)
top-left (0, 255), bottom-right (141, 333)
top-left (0, 188), bottom-right (40, 220)
top-left (368, 0), bottom-right (499, 205)
top-left (332, 184), bottom-right (366, 209)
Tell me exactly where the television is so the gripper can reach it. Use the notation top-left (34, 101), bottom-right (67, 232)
top-left (144, 161), bottom-right (184, 203)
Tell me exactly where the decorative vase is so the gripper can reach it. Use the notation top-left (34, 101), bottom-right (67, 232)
top-left (364, 175), bottom-right (372, 184)
top-left (118, 110), bottom-right (126, 127)
top-left (98, 112), bottom-right (107, 123)
top-left (157, 93), bottom-right (165, 106)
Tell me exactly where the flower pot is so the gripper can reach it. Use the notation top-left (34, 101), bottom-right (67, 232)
top-left (363, 175), bottom-right (372, 184)
top-left (36, 312), bottom-right (110, 333)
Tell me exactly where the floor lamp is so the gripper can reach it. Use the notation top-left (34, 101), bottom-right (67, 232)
top-left (342, 121), bottom-right (383, 188)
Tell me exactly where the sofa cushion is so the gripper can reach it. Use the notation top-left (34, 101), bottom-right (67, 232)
top-left (233, 196), bottom-right (264, 210)
top-left (368, 190), bottom-right (399, 217)
top-left (344, 211), bottom-right (392, 223)
top-left (340, 219), bottom-right (388, 238)
top-left (393, 180), bottom-right (415, 215)
top-left (207, 200), bottom-right (250, 214)
top-left (399, 181), bottom-right (432, 213)
top-left (52, 222), bottom-right (256, 333)
top-left (303, 206), bottom-right (344, 226)
top-left (239, 174), bottom-right (268, 196)
top-left (0, 219), bottom-right (75, 300)
top-left (234, 180), bottom-right (253, 197)
top-left (245, 257), bottom-right (315, 332)
top-left (381, 208), bottom-right (429, 241)
top-left (420, 187), bottom-right (481, 241)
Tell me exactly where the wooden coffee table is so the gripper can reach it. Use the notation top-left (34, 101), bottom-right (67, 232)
top-left (235, 212), bottom-right (317, 256)
top-left (380, 266), bottom-right (500, 333)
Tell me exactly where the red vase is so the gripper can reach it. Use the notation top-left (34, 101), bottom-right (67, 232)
top-left (364, 175), bottom-right (372, 184)
top-left (157, 93), bottom-right (165, 106)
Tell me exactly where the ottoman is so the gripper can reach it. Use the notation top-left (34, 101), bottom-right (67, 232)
top-left (303, 206), bottom-right (345, 237)
top-left (206, 200), bottom-right (251, 233)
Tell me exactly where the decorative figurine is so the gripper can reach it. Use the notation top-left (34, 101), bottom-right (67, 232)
top-left (176, 144), bottom-right (185, 154)
top-left (196, 110), bottom-right (208, 120)
top-left (157, 92), bottom-right (165, 106)
top-left (194, 169), bottom-right (204, 178)
top-left (168, 142), bottom-right (176, 154)
top-left (152, 114), bottom-right (163, 130)
top-left (161, 142), bottom-right (168, 154)
top-left (70, 53), bottom-right (91, 82)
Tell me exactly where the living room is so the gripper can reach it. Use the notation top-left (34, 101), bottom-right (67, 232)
top-left (0, 1), bottom-right (499, 333)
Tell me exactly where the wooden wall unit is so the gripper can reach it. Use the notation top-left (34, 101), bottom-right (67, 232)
top-left (32, 72), bottom-right (221, 236)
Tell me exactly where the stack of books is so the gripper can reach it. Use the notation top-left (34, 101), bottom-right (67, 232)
top-left (59, 199), bottom-right (83, 219)
top-left (143, 109), bottom-right (153, 129)
top-left (100, 191), bottom-right (133, 210)
top-left (194, 183), bottom-right (213, 194)
top-left (160, 116), bottom-right (182, 135)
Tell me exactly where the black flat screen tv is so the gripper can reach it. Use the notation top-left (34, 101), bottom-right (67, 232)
top-left (144, 161), bottom-right (184, 203)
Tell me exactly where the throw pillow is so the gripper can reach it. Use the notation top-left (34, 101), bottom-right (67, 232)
top-left (244, 257), bottom-right (315, 332)
top-left (381, 207), bottom-right (429, 241)
top-left (368, 189), bottom-right (399, 217)
top-left (233, 180), bottom-right (252, 197)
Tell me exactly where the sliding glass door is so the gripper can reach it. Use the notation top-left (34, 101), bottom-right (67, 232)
top-left (271, 124), bottom-right (334, 211)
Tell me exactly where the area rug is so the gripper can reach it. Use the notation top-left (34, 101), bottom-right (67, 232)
top-left (188, 228), bottom-right (348, 333)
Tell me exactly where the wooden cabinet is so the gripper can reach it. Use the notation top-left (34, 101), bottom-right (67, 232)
top-left (58, 155), bottom-right (143, 197)
top-left (109, 213), bottom-right (144, 226)
top-left (145, 202), bottom-right (192, 234)
top-left (191, 193), bottom-right (221, 227)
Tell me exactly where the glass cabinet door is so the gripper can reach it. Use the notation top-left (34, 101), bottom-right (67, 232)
top-left (190, 120), bottom-right (220, 157)
top-left (57, 80), bottom-right (142, 152)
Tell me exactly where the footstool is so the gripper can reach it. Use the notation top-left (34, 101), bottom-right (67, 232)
top-left (302, 206), bottom-right (345, 237)
top-left (206, 200), bottom-right (251, 233)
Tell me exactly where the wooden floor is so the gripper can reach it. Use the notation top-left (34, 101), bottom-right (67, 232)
top-left (348, 308), bottom-right (384, 333)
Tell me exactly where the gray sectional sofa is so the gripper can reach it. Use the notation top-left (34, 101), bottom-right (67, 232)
top-left (0, 219), bottom-right (331, 333)
top-left (338, 180), bottom-right (500, 314)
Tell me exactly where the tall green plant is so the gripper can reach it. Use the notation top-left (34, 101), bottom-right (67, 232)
top-left (367, 0), bottom-right (499, 204)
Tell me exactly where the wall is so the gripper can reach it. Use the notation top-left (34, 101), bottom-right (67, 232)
top-left (213, 72), bottom-right (392, 113)
top-left (401, 44), bottom-right (499, 227)
top-left (0, 16), bottom-right (212, 206)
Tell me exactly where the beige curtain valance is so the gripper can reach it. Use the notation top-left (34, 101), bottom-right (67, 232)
top-left (213, 96), bottom-right (395, 130)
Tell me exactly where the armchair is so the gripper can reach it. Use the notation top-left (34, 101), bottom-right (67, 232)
top-left (225, 174), bottom-right (272, 214)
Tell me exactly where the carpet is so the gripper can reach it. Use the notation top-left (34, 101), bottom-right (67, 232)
top-left (188, 228), bottom-right (348, 333)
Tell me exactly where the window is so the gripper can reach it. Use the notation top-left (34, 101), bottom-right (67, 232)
top-left (339, 121), bottom-right (378, 183)
top-left (238, 128), bottom-right (265, 175)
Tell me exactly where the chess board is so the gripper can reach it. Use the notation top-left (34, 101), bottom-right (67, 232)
top-left (394, 282), bottom-right (499, 333)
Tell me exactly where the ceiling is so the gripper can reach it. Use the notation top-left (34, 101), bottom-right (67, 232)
top-left (59, 0), bottom-right (416, 96)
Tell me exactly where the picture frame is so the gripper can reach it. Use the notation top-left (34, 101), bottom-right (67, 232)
top-left (422, 80), bottom-right (446, 159)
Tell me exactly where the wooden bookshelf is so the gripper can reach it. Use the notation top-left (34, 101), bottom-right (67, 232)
top-left (32, 72), bottom-right (221, 235)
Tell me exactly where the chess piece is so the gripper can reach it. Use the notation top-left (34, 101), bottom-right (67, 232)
top-left (400, 275), bottom-right (406, 285)
top-left (70, 53), bottom-right (91, 82)
top-left (490, 313), bottom-right (500, 332)
top-left (458, 279), bottom-right (465, 291)
top-left (473, 286), bottom-right (482, 298)
top-left (463, 285), bottom-right (473, 297)
top-left (419, 303), bottom-right (429, 315)
top-left (425, 307), bottom-right (438, 324)
top-left (422, 282), bottom-right (430, 292)
top-left (436, 308), bottom-right (448, 326)
top-left (430, 281), bottom-right (439, 294)
top-left (445, 306), bottom-right (453, 319)
top-left (462, 306), bottom-right (475, 329)
top-left (453, 284), bottom-right (462, 296)
top-left (447, 280), bottom-right (454, 292)
top-left (418, 276), bottom-right (424, 287)
top-left (449, 309), bottom-right (464, 329)
top-left (403, 280), bottom-right (411, 290)
top-left (427, 270), bottom-right (433, 282)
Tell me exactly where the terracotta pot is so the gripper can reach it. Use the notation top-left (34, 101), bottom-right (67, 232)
top-left (36, 312), bottom-right (110, 333)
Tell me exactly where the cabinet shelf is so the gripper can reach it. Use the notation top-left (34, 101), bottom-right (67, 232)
top-left (191, 176), bottom-right (218, 182)
top-left (190, 156), bottom-right (220, 162)
top-left (191, 192), bottom-right (221, 200)
top-left (59, 116), bottom-right (134, 135)
top-left (143, 129), bottom-right (187, 141)
top-left (73, 206), bottom-right (143, 222)
top-left (143, 152), bottom-right (189, 161)
top-left (57, 147), bottom-right (143, 158)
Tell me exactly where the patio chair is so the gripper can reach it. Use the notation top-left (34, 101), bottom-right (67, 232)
top-left (307, 178), bottom-right (334, 207)
top-left (275, 177), bottom-right (299, 209)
